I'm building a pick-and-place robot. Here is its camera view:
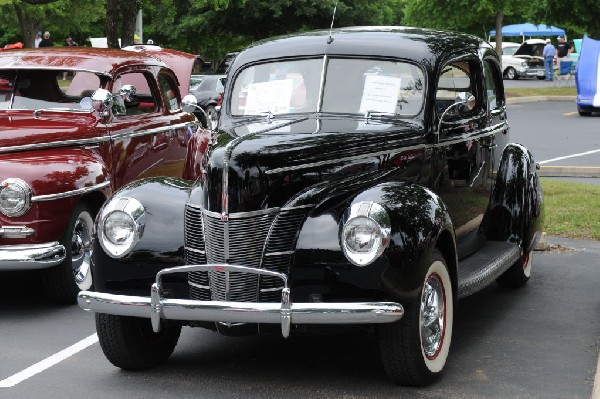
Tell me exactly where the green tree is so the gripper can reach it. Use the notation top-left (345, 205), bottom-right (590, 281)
top-left (0, 0), bottom-right (104, 47)
top-left (527, 0), bottom-right (600, 39)
top-left (403, 0), bottom-right (529, 54)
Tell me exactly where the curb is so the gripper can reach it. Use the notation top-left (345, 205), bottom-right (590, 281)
top-left (507, 95), bottom-right (576, 105)
top-left (539, 166), bottom-right (600, 178)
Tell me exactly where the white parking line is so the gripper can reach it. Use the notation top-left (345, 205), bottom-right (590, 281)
top-left (0, 334), bottom-right (98, 388)
top-left (539, 149), bottom-right (600, 165)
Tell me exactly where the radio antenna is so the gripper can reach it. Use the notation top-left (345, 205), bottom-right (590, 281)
top-left (327, 1), bottom-right (338, 44)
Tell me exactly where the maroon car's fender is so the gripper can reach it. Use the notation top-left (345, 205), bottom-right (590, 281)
top-left (0, 147), bottom-right (111, 244)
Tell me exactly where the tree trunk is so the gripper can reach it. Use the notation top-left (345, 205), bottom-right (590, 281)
top-left (13, 3), bottom-right (37, 48)
top-left (495, 11), bottom-right (503, 56)
top-left (120, 1), bottom-right (140, 48)
top-left (105, 0), bottom-right (121, 48)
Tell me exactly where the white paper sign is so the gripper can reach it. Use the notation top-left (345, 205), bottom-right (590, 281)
top-left (244, 79), bottom-right (293, 115)
top-left (359, 75), bottom-right (402, 114)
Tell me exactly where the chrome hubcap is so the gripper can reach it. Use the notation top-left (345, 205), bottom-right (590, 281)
top-left (71, 217), bottom-right (92, 286)
top-left (420, 273), bottom-right (445, 359)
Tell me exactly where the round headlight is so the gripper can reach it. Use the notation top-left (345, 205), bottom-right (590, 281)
top-left (98, 197), bottom-right (145, 258)
top-left (340, 201), bottom-right (391, 266)
top-left (0, 178), bottom-right (32, 217)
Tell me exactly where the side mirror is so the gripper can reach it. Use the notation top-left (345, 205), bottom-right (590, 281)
top-left (91, 88), bottom-right (113, 116)
top-left (436, 94), bottom-right (477, 142)
top-left (182, 94), bottom-right (198, 114)
top-left (119, 85), bottom-right (137, 102)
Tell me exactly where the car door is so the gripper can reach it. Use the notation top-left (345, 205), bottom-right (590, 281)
top-left (432, 54), bottom-right (496, 257)
top-left (106, 67), bottom-right (191, 189)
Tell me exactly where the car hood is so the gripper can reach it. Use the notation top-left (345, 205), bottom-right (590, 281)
top-left (0, 110), bottom-right (101, 152)
top-left (122, 45), bottom-right (200, 97)
top-left (189, 115), bottom-right (426, 214)
top-left (514, 42), bottom-right (545, 58)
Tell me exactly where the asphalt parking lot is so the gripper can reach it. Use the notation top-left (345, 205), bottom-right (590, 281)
top-left (1, 236), bottom-right (598, 399)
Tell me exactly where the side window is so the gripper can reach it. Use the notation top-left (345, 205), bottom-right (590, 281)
top-left (435, 61), bottom-right (477, 118)
top-left (157, 74), bottom-right (180, 112)
top-left (483, 59), bottom-right (504, 110)
top-left (112, 72), bottom-right (157, 117)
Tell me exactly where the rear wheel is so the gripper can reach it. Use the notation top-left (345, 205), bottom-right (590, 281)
top-left (497, 251), bottom-right (531, 288)
top-left (379, 249), bottom-right (454, 386)
top-left (41, 203), bottom-right (94, 303)
top-left (578, 108), bottom-right (592, 116)
top-left (96, 313), bottom-right (181, 370)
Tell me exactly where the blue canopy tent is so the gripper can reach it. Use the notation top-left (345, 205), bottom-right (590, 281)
top-left (489, 23), bottom-right (565, 41)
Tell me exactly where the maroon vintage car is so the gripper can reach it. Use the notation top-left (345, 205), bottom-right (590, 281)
top-left (0, 46), bottom-right (203, 302)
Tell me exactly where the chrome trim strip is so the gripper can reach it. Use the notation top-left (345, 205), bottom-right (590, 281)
top-left (264, 251), bottom-right (294, 257)
top-left (0, 226), bottom-right (35, 239)
top-left (0, 136), bottom-right (111, 154)
top-left (0, 242), bottom-right (66, 270)
top-left (188, 203), bottom-right (313, 214)
top-left (266, 143), bottom-right (428, 175)
top-left (0, 122), bottom-right (196, 154)
top-left (111, 122), bottom-right (196, 141)
top-left (260, 286), bottom-right (285, 293)
top-left (316, 55), bottom-right (328, 112)
top-left (188, 281), bottom-right (210, 290)
top-left (184, 247), bottom-right (206, 255)
top-left (32, 181), bottom-right (110, 202)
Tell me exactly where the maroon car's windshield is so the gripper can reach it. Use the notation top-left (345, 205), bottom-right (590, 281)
top-left (0, 70), bottom-right (100, 111)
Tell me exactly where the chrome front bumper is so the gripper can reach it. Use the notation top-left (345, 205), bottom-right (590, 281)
top-left (78, 264), bottom-right (404, 338)
top-left (0, 242), bottom-right (66, 270)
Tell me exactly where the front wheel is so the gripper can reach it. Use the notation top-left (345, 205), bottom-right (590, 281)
top-left (504, 67), bottom-right (518, 80)
top-left (379, 249), bottom-right (454, 386)
top-left (96, 313), bottom-right (181, 370)
top-left (41, 203), bottom-right (94, 303)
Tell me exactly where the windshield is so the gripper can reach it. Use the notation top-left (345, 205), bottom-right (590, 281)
top-left (0, 69), bottom-right (100, 111)
top-left (503, 46), bottom-right (519, 56)
top-left (230, 58), bottom-right (425, 117)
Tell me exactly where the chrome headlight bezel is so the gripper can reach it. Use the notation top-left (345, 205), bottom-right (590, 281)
top-left (98, 197), bottom-right (146, 258)
top-left (0, 178), bottom-right (32, 217)
top-left (340, 201), bottom-right (391, 267)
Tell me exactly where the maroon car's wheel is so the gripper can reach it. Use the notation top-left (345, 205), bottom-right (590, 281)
top-left (41, 203), bottom-right (94, 303)
top-left (96, 313), bottom-right (181, 370)
top-left (379, 249), bottom-right (454, 386)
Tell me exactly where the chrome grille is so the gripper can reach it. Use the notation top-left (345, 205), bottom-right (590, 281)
top-left (185, 204), bottom-right (309, 302)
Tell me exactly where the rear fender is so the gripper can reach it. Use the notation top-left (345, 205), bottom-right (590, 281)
top-left (482, 143), bottom-right (543, 251)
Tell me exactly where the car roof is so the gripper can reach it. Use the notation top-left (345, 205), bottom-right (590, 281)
top-left (0, 47), bottom-right (168, 77)
top-left (230, 26), bottom-right (484, 74)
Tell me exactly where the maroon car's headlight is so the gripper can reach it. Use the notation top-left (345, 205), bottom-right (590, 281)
top-left (0, 178), bottom-right (32, 217)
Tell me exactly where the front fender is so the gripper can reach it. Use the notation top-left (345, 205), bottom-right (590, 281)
top-left (92, 177), bottom-right (192, 294)
top-left (0, 148), bottom-right (110, 243)
top-left (293, 182), bottom-right (456, 303)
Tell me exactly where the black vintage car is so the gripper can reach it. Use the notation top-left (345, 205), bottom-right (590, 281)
top-left (79, 27), bottom-right (543, 386)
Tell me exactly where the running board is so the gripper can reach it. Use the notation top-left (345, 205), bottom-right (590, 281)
top-left (457, 241), bottom-right (521, 299)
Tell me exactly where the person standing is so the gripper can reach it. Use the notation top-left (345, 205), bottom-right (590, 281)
top-left (543, 38), bottom-right (556, 81)
top-left (556, 36), bottom-right (573, 68)
top-left (65, 36), bottom-right (78, 46)
top-left (38, 31), bottom-right (54, 47)
top-left (34, 32), bottom-right (42, 48)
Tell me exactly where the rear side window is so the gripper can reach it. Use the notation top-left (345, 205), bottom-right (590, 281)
top-left (157, 74), bottom-right (180, 112)
top-left (112, 72), bottom-right (157, 116)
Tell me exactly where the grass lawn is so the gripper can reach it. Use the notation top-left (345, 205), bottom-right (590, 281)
top-left (505, 86), bottom-right (576, 98)
top-left (541, 179), bottom-right (600, 240)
